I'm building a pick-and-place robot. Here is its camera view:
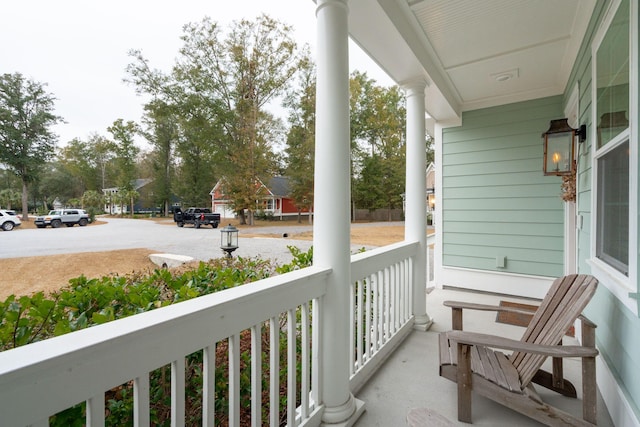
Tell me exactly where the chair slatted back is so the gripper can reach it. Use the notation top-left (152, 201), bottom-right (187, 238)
top-left (511, 274), bottom-right (598, 388)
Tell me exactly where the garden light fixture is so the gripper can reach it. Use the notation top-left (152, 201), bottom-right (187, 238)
top-left (220, 224), bottom-right (239, 258)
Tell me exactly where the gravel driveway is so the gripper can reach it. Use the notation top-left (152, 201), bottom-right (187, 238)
top-left (0, 218), bottom-right (382, 264)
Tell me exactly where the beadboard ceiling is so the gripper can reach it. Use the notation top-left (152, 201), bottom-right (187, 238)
top-left (347, 0), bottom-right (597, 123)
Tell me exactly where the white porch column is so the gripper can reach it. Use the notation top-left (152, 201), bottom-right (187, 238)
top-left (314, 0), bottom-right (363, 425)
top-left (404, 79), bottom-right (433, 330)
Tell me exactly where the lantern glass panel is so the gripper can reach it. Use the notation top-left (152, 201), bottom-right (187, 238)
top-left (544, 132), bottom-right (573, 175)
top-left (221, 226), bottom-right (238, 249)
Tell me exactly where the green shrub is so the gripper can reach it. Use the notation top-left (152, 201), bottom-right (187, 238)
top-left (254, 209), bottom-right (276, 221)
top-left (1, 247), bottom-right (314, 426)
top-left (276, 246), bottom-right (313, 274)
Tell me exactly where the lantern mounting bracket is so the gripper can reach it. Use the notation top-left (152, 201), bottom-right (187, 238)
top-left (576, 124), bottom-right (587, 143)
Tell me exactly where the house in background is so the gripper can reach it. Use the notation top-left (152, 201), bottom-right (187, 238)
top-left (426, 161), bottom-right (435, 213)
top-left (402, 161), bottom-right (434, 219)
top-left (210, 176), bottom-right (310, 220)
top-left (102, 178), bottom-right (154, 214)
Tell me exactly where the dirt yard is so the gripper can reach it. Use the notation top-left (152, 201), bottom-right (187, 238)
top-left (1, 218), bottom-right (413, 300)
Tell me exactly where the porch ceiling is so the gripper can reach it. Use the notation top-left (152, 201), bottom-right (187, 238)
top-left (347, 0), bottom-right (596, 124)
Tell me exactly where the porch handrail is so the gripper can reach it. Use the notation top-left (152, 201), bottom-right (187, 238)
top-left (0, 240), bottom-right (427, 426)
top-left (349, 240), bottom-right (420, 392)
top-left (351, 240), bottom-right (420, 280)
top-left (0, 266), bottom-right (330, 427)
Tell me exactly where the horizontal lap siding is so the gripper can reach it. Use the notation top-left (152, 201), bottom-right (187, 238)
top-left (568, 0), bottom-right (640, 418)
top-left (588, 286), bottom-right (640, 411)
top-left (442, 96), bottom-right (565, 277)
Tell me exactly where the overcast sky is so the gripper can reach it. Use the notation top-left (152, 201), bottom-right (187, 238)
top-left (1, 0), bottom-right (393, 148)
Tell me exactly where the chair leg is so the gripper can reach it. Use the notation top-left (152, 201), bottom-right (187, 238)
top-left (452, 307), bottom-right (463, 330)
top-left (582, 320), bottom-right (597, 424)
top-left (457, 343), bottom-right (472, 423)
top-left (552, 339), bottom-right (564, 389)
top-left (552, 356), bottom-right (564, 388)
top-left (583, 357), bottom-right (597, 424)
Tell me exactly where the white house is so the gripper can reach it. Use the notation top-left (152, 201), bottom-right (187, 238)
top-left (102, 178), bottom-right (153, 214)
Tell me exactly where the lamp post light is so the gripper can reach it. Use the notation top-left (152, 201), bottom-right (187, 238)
top-left (220, 224), bottom-right (239, 258)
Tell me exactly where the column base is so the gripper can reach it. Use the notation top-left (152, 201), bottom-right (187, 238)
top-left (413, 314), bottom-right (433, 331)
top-left (321, 394), bottom-right (365, 426)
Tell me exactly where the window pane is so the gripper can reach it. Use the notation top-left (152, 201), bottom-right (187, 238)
top-left (596, 0), bottom-right (629, 148)
top-left (596, 141), bottom-right (629, 274)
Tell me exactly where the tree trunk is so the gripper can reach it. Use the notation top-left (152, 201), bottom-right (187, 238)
top-left (352, 199), bottom-right (356, 222)
top-left (21, 180), bottom-right (28, 221)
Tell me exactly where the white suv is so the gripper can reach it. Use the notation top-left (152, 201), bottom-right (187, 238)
top-left (34, 209), bottom-right (90, 228)
top-left (0, 209), bottom-right (22, 231)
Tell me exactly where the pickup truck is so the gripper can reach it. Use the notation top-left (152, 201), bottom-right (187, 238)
top-left (173, 207), bottom-right (221, 229)
top-left (35, 209), bottom-right (90, 228)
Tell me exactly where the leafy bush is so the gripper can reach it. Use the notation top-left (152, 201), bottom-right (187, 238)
top-left (254, 209), bottom-right (275, 221)
top-left (0, 258), bottom-right (274, 351)
top-left (86, 207), bottom-right (98, 223)
top-left (0, 246), bottom-right (315, 426)
top-left (276, 246), bottom-right (313, 274)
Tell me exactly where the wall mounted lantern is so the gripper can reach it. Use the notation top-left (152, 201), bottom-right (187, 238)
top-left (220, 224), bottom-right (239, 258)
top-left (541, 118), bottom-right (586, 176)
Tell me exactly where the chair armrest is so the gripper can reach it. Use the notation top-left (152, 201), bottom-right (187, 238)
top-left (578, 314), bottom-right (597, 329)
top-left (443, 300), bottom-right (537, 316)
top-left (446, 330), bottom-right (599, 358)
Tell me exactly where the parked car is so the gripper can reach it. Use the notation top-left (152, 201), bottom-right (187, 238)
top-left (0, 209), bottom-right (21, 231)
top-left (34, 209), bottom-right (90, 228)
top-left (173, 207), bottom-right (221, 229)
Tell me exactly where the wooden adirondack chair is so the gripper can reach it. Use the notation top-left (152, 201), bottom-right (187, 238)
top-left (439, 274), bottom-right (599, 426)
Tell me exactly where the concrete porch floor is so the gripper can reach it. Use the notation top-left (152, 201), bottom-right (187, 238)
top-left (354, 287), bottom-right (614, 426)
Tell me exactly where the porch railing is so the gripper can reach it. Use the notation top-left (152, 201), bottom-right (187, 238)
top-left (0, 240), bottom-right (425, 427)
top-left (349, 241), bottom-right (419, 392)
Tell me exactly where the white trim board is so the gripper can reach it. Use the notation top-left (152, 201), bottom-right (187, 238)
top-left (597, 354), bottom-right (640, 427)
top-left (436, 266), bottom-right (553, 300)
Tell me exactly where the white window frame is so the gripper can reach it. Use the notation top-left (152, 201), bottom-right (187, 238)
top-left (588, 0), bottom-right (638, 315)
top-left (564, 83), bottom-right (580, 275)
top-left (264, 198), bottom-right (275, 211)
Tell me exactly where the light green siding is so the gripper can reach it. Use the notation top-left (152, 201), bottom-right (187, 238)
top-left (588, 286), bottom-right (640, 416)
top-left (564, 0), bottom-right (640, 419)
top-left (442, 96), bottom-right (566, 277)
